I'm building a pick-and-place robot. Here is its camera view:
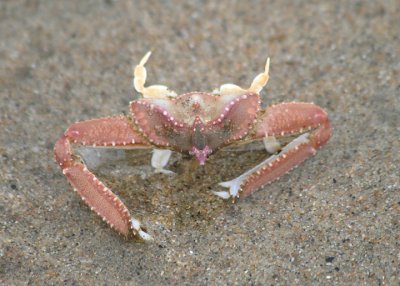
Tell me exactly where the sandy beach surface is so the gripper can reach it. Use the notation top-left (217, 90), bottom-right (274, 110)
top-left (1, 1), bottom-right (399, 285)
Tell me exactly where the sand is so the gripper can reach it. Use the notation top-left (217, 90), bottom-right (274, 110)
top-left (1, 1), bottom-right (399, 285)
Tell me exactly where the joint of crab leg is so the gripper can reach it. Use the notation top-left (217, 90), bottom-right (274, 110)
top-left (249, 57), bottom-right (270, 94)
top-left (214, 133), bottom-right (310, 200)
top-left (55, 118), bottom-right (158, 239)
top-left (216, 84), bottom-right (247, 96)
top-left (133, 51), bottom-right (151, 93)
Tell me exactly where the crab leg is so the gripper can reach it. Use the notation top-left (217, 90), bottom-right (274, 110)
top-left (151, 149), bottom-right (174, 174)
top-left (214, 102), bottom-right (332, 199)
top-left (133, 51), bottom-right (177, 99)
top-left (215, 57), bottom-right (270, 96)
top-left (54, 116), bottom-right (154, 240)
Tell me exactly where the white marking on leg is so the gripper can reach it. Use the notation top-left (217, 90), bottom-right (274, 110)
top-left (263, 136), bottom-right (281, 154)
top-left (131, 218), bottom-right (141, 231)
top-left (151, 149), bottom-right (175, 174)
top-left (138, 230), bottom-right (153, 241)
top-left (131, 218), bottom-right (153, 241)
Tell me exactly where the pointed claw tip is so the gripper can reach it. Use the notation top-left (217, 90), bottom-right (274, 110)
top-left (140, 51), bottom-right (152, 66)
top-left (218, 181), bottom-right (232, 188)
top-left (212, 191), bottom-right (231, 199)
top-left (265, 57), bottom-right (270, 74)
top-left (139, 230), bottom-right (153, 241)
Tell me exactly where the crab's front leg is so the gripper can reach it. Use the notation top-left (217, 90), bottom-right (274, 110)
top-left (54, 116), bottom-right (154, 240)
top-left (133, 51), bottom-right (177, 99)
top-left (214, 58), bottom-right (270, 96)
top-left (214, 102), bottom-right (332, 199)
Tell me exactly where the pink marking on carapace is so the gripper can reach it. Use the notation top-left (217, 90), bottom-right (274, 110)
top-left (65, 116), bottom-right (147, 146)
top-left (255, 102), bottom-right (329, 137)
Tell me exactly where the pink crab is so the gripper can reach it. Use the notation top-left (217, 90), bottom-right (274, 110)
top-left (54, 52), bottom-right (332, 240)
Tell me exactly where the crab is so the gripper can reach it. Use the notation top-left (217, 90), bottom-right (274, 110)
top-left (54, 52), bottom-right (332, 240)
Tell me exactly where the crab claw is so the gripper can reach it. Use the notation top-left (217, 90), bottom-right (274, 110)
top-left (212, 177), bottom-right (242, 199)
top-left (131, 218), bottom-right (153, 241)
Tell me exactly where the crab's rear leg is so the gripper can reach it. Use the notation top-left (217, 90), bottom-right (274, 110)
top-left (54, 116), bottom-right (154, 240)
top-left (214, 102), bottom-right (332, 199)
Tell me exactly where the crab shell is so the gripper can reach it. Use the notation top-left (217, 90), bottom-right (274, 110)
top-left (131, 92), bottom-right (260, 164)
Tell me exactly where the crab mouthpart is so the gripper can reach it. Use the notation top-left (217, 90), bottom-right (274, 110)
top-left (190, 146), bottom-right (212, 165)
